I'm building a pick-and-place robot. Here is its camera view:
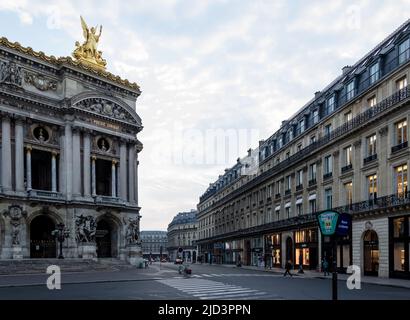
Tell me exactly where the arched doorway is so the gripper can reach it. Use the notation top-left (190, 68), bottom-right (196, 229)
top-left (96, 218), bottom-right (118, 258)
top-left (363, 230), bottom-right (379, 276)
top-left (286, 237), bottom-right (293, 265)
top-left (30, 215), bottom-right (56, 258)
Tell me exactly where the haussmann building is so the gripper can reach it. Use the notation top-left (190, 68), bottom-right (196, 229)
top-left (0, 20), bottom-right (144, 264)
top-left (197, 20), bottom-right (410, 280)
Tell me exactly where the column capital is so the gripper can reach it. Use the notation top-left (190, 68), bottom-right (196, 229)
top-left (51, 150), bottom-right (58, 157)
top-left (91, 155), bottom-right (97, 161)
top-left (0, 111), bottom-right (11, 120)
top-left (26, 145), bottom-right (32, 152)
top-left (13, 114), bottom-right (26, 124)
top-left (112, 159), bottom-right (118, 165)
top-left (72, 126), bottom-right (81, 134)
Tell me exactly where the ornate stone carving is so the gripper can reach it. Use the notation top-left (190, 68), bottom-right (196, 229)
top-left (378, 126), bottom-right (388, 137)
top-left (123, 217), bottom-right (140, 245)
top-left (0, 61), bottom-right (22, 86)
top-left (73, 98), bottom-right (137, 124)
top-left (365, 221), bottom-right (373, 230)
top-left (75, 215), bottom-right (96, 243)
top-left (3, 205), bottom-right (27, 245)
top-left (24, 71), bottom-right (57, 91)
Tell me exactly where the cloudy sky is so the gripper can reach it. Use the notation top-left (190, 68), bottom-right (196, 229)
top-left (0, 0), bottom-right (409, 230)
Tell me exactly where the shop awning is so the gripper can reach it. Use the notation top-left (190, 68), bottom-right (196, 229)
top-left (285, 202), bottom-right (291, 208)
top-left (308, 193), bottom-right (316, 200)
top-left (275, 205), bottom-right (281, 211)
top-left (296, 197), bottom-right (303, 205)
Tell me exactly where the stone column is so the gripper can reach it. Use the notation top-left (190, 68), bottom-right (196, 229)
top-left (26, 146), bottom-right (32, 191)
top-left (128, 143), bottom-right (135, 203)
top-left (14, 117), bottom-right (25, 193)
top-left (83, 132), bottom-right (91, 197)
top-left (1, 115), bottom-right (12, 191)
top-left (134, 152), bottom-right (139, 205)
top-left (72, 128), bottom-right (81, 197)
top-left (51, 151), bottom-right (57, 192)
top-left (58, 127), bottom-right (66, 194)
top-left (111, 160), bottom-right (117, 197)
top-left (91, 156), bottom-right (96, 197)
top-left (64, 123), bottom-right (73, 200)
top-left (119, 140), bottom-right (128, 200)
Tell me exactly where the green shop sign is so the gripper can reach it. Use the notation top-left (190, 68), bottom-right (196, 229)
top-left (317, 211), bottom-right (340, 236)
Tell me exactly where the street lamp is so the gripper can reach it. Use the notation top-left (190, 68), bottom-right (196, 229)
top-left (52, 223), bottom-right (70, 259)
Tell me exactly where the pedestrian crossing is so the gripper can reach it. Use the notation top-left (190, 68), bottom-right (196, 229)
top-left (157, 278), bottom-right (282, 300)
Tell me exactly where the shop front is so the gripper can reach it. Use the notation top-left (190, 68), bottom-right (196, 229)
top-left (321, 234), bottom-right (352, 273)
top-left (213, 242), bottom-right (224, 264)
top-left (224, 240), bottom-right (243, 265)
top-left (250, 237), bottom-right (264, 267)
top-left (294, 228), bottom-right (318, 270)
top-left (264, 233), bottom-right (281, 268)
top-left (389, 215), bottom-right (410, 279)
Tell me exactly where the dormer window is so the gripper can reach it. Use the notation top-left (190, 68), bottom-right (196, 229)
top-left (346, 80), bottom-right (355, 100)
top-left (370, 62), bottom-right (379, 84)
top-left (399, 38), bottom-right (410, 64)
top-left (299, 119), bottom-right (305, 134)
top-left (327, 96), bottom-right (335, 114)
top-left (312, 109), bottom-right (319, 124)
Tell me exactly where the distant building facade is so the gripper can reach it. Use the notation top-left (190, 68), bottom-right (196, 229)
top-left (141, 231), bottom-right (168, 260)
top-left (197, 20), bottom-right (410, 279)
top-left (167, 210), bottom-right (198, 262)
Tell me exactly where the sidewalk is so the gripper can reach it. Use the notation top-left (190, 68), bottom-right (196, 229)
top-left (216, 264), bottom-right (410, 289)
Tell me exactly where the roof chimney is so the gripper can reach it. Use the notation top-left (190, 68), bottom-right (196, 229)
top-left (342, 65), bottom-right (352, 75)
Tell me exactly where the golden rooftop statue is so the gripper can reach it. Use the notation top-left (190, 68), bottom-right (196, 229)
top-left (72, 16), bottom-right (107, 70)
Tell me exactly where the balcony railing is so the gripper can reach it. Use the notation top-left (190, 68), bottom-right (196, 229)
top-left (334, 191), bottom-right (410, 215)
top-left (308, 179), bottom-right (317, 187)
top-left (275, 193), bottom-right (281, 199)
top-left (296, 184), bottom-right (303, 191)
top-left (363, 153), bottom-right (377, 164)
top-left (285, 189), bottom-right (291, 196)
top-left (323, 172), bottom-right (333, 180)
top-left (94, 195), bottom-right (122, 205)
top-left (28, 189), bottom-right (64, 200)
top-left (341, 164), bottom-right (353, 173)
top-left (391, 141), bottom-right (408, 153)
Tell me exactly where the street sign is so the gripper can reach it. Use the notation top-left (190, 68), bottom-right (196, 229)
top-left (336, 213), bottom-right (352, 236)
top-left (317, 210), bottom-right (340, 236)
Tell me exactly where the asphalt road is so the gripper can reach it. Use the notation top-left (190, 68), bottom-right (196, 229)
top-left (0, 263), bottom-right (409, 300)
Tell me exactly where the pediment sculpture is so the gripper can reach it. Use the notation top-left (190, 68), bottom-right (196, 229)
top-left (73, 98), bottom-right (137, 124)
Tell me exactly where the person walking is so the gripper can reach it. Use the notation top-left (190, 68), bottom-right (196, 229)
top-left (283, 260), bottom-right (293, 277)
top-left (322, 257), bottom-right (330, 276)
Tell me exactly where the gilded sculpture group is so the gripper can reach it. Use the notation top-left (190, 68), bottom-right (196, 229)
top-left (72, 16), bottom-right (107, 70)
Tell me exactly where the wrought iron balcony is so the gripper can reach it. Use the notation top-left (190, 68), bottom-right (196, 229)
top-left (323, 172), bottom-right (333, 180)
top-left (285, 189), bottom-right (291, 196)
top-left (391, 141), bottom-right (408, 153)
top-left (334, 191), bottom-right (410, 215)
top-left (29, 189), bottom-right (64, 200)
top-left (363, 153), bottom-right (377, 164)
top-left (275, 193), bottom-right (281, 199)
top-left (296, 184), bottom-right (303, 191)
top-left (308, 179), bottom-right (317, 187)
top-left (341, 164), bottom-right (353, 173)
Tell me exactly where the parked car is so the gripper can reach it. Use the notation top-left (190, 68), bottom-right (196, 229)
top-left (174, 258), bottom-right (183, 264)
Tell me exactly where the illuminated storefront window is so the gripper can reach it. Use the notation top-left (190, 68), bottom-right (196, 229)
top-left (294, 228), bottom-right (318, 269)
top-left (390, 216), bottom-right (410, 278)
